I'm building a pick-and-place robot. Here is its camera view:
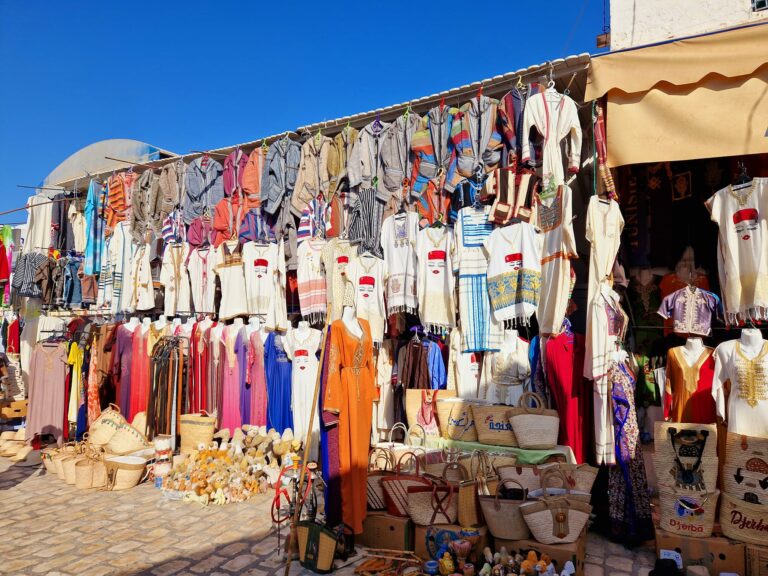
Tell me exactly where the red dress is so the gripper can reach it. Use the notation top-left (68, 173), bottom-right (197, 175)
top-left (546, 331), bottom-right (590, 464)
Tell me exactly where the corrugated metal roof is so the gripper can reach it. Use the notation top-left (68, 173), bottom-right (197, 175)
top-left (54, 53), bottom-right (590, 191)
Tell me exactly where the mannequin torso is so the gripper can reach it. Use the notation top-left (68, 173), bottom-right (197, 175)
top-left (247, 316), bottom-right (261, 337)
top-left (681, 337), bottom-right (705, 366)
top-left (125, 317), bottom-right (140, 332)
top-left (739, 328), bottom-right (764, 359)
top-left (342, 305), bottom-right (363, 339)
top-left (140, 317), bottom-right (152, 335)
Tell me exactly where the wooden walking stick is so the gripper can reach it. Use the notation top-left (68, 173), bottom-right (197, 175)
top-left (283, 323), bottom-right (330, 574)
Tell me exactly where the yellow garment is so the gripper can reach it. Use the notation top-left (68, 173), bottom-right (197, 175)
top-left (67, 343), bottom-right (84, 424)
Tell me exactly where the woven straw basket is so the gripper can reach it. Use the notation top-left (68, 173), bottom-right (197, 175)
top-left (539, 463), bottom-right (598, 493)
top-left (61, 452), bottom-right (88, 485)
top-left (51, 444), bottom-right (78, 477)
top-left (406, 483), bottom-right (458, 526)
top-left (75, 451), bottom-right (107, 489)
top-left (725, 432), bottom-right (768, 467)
top-left (721, 463), bottom-right (768, 505)
top-left (527, 468), bottom-right (592, 503)
top-left (106, 422), bottom-right (150, 456)
top-left (367, 448), bottom-right (394, 511)
top-left (720, 492), bottom-right (768, 545)
top-left (297, 522), bottom-right (338, 574)
top-left (437, 399), bottom-right (482, 442)
top-left (88, 404), bottom-right (127, 446)
top-left (179, 411), bottom-right (216, 454)
top-left (103, 455), bottom-right (147, 491)
top-left (520, 496), bottom-right (592, 544)
top-left (508, 392), bottom-right (559, 449)
top-left (658, 487), bottom-right (719, 538)
top-left (479, 479), bottom-right (530, 540)
top-left (41, 446), bottom-right (59, 474)
top-left (497, 464), bottom-right (543, 492)
top-left (654, 422), bottom-right (717, 459)
top-left (471, 404), bottom-right (518, 447)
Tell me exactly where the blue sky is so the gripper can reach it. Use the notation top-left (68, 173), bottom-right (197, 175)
top-left (0, 0), bottom-right (605, 223)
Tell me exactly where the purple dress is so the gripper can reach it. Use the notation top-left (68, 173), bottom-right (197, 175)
top-left (113, 325), bottom-right (135, 413)
top-left (219, 326), bottom-right (242, 433)
top-left (237, 329), bottom-right (250, 426)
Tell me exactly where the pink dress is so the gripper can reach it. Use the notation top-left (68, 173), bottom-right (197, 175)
top-left (219, 326), bottom-right (242, 433)
top-left (247, 331), bottom-right (268, 427)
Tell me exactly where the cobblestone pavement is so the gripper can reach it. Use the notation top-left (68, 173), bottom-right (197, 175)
top-left (0, 459), bottom-right (655, 576)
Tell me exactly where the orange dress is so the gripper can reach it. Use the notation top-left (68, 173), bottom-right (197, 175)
top-left (324, 318), bottom-right (377, 534)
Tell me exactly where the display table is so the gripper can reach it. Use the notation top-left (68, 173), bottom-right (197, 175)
top-left (425, 437), bottom-right (576, 464)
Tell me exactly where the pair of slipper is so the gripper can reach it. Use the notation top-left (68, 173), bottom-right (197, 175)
top-left (0, 429), bottom-right (42, 466)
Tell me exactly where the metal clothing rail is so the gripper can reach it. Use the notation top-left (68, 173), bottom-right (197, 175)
top-left (45, 54), bottom-right (590, 193)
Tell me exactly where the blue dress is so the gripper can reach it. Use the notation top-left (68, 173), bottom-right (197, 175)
top-left (83, 179), bottom-right (105, 275)
top-left (264, 332), bottom-right (293, 433)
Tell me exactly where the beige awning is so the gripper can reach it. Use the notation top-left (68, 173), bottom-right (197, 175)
top-left (586, 24), bottom-right (768, 167)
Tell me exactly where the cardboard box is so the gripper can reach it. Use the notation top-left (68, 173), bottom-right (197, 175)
top-left (359, 513), bottom-right (414, 552)
top-left (495, 530), bottom-right (586, 576)
top-left (747, 543), bottom-right (768, 576)
top-left (413, 524), bottom-right (489, 563)
top-left (656, 529), bottom-right (746, 575)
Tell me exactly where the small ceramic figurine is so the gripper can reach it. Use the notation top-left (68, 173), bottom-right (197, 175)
top-left (483, 548), bottom-right (494, 565)
top-left (439, 552), bottom-right (455, 576)
top-left (463, 563), bottom-right (475, 576)
top-left (559, 561), bottom-right (576, 576)
top-left (479, 563), bottom-right (492, 576)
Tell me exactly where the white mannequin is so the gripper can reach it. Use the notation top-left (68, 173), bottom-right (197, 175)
top-left (232, 317), bottom-right (244, 330)
top-left (153, 316), bottom-right (168, 331)
top-left (171, 317), bottom-right (182, 331)
top-left (246, 316), bottom-right (261, 336)
top-left (503, 328), bottom-right (519, 349)
top-left (210, 322), bottom-right (225, 343)
top-left (140, 317), bottom-right (152, 334)
top-left (681, 337), bottom-right (705, 366)
top-left (342, 305), bottom-right (363, 339)
top-left (296, 320), bottom-right (311, 340)
top-left (740, 328), bottom-right (764, 359)
top-left (125, 317), bottom-right (140, 332)
top-left (184, 316), bottom-right (196, 330)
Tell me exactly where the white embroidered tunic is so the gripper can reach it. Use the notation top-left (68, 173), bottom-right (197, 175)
top-left (484, 222), bottom-right (541, 326)
top-left (480, 335), bottom-right (530, 405)
top-left (242, 240), bottom-right (288, 331)
top-left (416, 226), bottom-right (456, 332)
top-left (706, 178), bottom-right (768, 325)
top-left (712, 339), bottom-right (768, 438)
top-left (381, 212), bottom-right (419, 316)
top-left (187, 246), bottom-right (217, 315)
top-left (159, 242), bottom-right (192, 317)
top-left (345, 254), bottom-right (386, 345)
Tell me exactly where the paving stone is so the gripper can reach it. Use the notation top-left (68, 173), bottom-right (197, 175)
top-left (190, 555), bottom-right (227, 573)
top-left (108, 539), bottom-right (142, 554)
top-left (584, 563), bottom-right (605, 576)
top-left (152, 559), bottom-right (192, 576)
top-left (606, 554), bottom-right (635, 572)
top-left (221, 554), bottom-right (258, 571)
top-left (219, 541), bottom-right (249, 556)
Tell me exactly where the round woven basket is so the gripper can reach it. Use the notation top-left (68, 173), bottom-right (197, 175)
top-left (658, 487), bottom-right (719, 538)
top-left (103, 455), bottom-right (147, 491)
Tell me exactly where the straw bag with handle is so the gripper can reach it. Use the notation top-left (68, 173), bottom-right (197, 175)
top-left (367, 448), bottom-right (394, 511)
top-left (720, 492), bottom-right (768, 545)
top-left (471, 404), bottom-right (518, 447)
top-left (508, 392), bottom-right (559, 449)
top-left (539, 463), bottom-right (598, 493)
top-left (437, 398), bottom-right (480, 441)
top-left (74, 448), bottom-right (107, 489)
top-left (88, 403), bottom-right (127, 446)
top-left (374, 423), bottom-right (427, 463)
top-left (520, 495), bottom-right (592, 544)
top-left (407, 478), bottom-right (458, 526)
top-left (659, 487), bottom-right (719, 538)
top-left (179, 411), bottom-right (216, 454)
top-left (527, 467), bottom-right (592, 503)
top-left (725, 432), bottom-right (768, 467)
top-left (381, 451), bottom-right (433, 517)
top-left (654, 422), bottom-right (717, 459)
top-left (458, 451), bottom-right (500, 527)
top-left (297, 521), bottom-right (348, 574)
top-left (103, 455), bottom-right (149, 491)
top-left (721, 463), bottom-right (768, 505)
top-left (106, 422), bottom-right (150, 455)
top-left (496, 463), bottom-right (543, 492)
top-left (479, 479), bottom-right (530, 540)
